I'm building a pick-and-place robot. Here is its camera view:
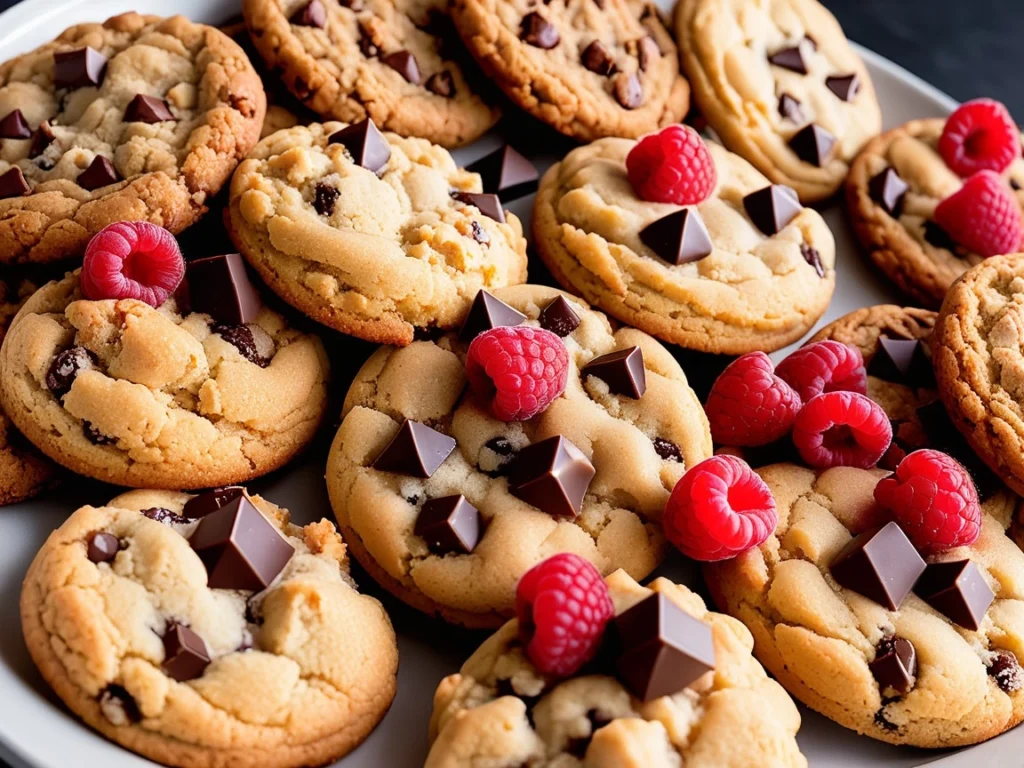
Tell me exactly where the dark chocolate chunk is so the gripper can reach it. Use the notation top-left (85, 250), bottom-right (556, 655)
top-left (213, 323), bottom-right (271, 368)
top-left (466, 146), bottom-right (539, 202)
top-left (778, 93), bottom-right (806, 124)
top-left (868, 337), bottom-right (934, 388)
top-left (613, 72), bottom-right (643, 109)
top-left (87, 532), bottom-right (119, 563)
top-left (611, 592), bottom-right (716, 702)
top-left (914, 559), bottom-right (993, 630)
top-left (189, 492), bottom-right (295, 591)
top-left (28, 120), bottom-right (56, 159)
top-left (801, 243), bottom-right (825, 277)
top-left (182, 486), bottom-right (245, 520)
top-left (185, 253), bottom-right (262, 325)
top-left (46, 346), bottom-right (96, 398)
top-left (470, 220), bottom-right (489, 244)
top-left (638, 35), bottom-right (660, 71)
top-left (581, 40), bottom-right (616, 76)
top-left (77, 155), bottom-right (120, 191)
top-left (328, 118), bottom-right (391, 174)
top-left (313, 182), bottom-right (339, 216)
top-left (84, 422), bottom-right (115, 445)
top-left (382, 50), bottom-right (421, 85)
top-left (291, 0), bottom-right (327, 27)
top-left (162, 624), bottom-right (211, 682)
top-left (789, 123), bottom-right (836, 167)
top-left (483, 436), bottom-right (518, 477)
top-left (869, 167), bottom-right (909, 217)
top-left (509, 435), bottom-right (595, 518)
top-left (99, 685), bottom-right (140, 725)
top-left (917, 400), bottom-right (1002, 501)
top-left (123, 94), bottom-right (175, 123)
top-left (373, 419), bottom-right (456, 478)
top-left (988, 650), bottom-right (1023, 693)
top-left (458, 290), bottom-right (526, 342)
top-left (583, 347), bottom-right (646, 399)
top-left (826, 74), bottom-right (860, 102)
top-left (743, 184), bottom-right (802, 235)
top-left (54, 47), bottom-right (107, 89)
top-left (426, 70), bottom-right (454, 98)
top-left (869, 636), bottom-right (917, 696)
top-left (654, 438), bottom-right (682, 462)
top-left (829, 522), bottom-right (925, 610)
top-left (768, 46), bottom-right (807, 74)
top-left (0, 167), bottom-right (29, 198)
top-left (539, 295), bottom-right (580, 337)
top-left (520, 12), bottom-right (559, 49)
top-left (455, 192), bottom-right (506, 223)
top-left (0, 109), bottom-right (31, 139)
top-left (414, 495), bottom-right (482, 554)
top-left (639, 208), bottom-right (713, 265)
top-left (142, 507), bottom-right (189, 526)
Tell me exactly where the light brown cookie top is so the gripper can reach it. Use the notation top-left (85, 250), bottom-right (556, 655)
top-left (326, 284), bottom-right (712, 628)
top-left (21, 487), bottom-right (398, 768)
top-left (0, 13), bottom-right (266, 266)
top-left (0, 271), bottom-right (329, 489)
top-left (228, 122), bottom-right (529, 346)
top-left (533, 137), bottom-right (835, 355)
top-left (675, 0), bottom-right (881, 203)
top-left (426, 570), bottom-right (806, 767)
top-left (705, 463), bottom-right (1024, 748)
top-left (452, 0), bottom-right (688, 142)
top-left (847, 118), bottom-right (1024, 308)
top-left (242, 0), bottom-right (498, 147)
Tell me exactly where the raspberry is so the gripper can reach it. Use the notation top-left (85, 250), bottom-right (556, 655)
top-left (792, 392), bottom-right (892, 469)
top-left (515, 553), bottom-right (614, 677)
top-left (81, 221), bottom-right (185, 308)
top-left (933, 170), bottom-right (1024, 257)
top-left (466, 326), bottom-right (569, 422)
top-left (705, 352), bottom-right (802, 446)
top-left (874, 449), bottom-right (981, 553)
top-left (775, 340), bottom-right (867, 402)
top-left (938, 98), bottom-right (1019, 177)
top-left (664, 455), bottom-right (777, 561)
top-left (626, 124), bottom-right (716, 205)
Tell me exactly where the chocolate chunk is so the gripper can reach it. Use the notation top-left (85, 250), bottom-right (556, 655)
top-left (87, 532), bottom-right (119, 563)
top-left (539, 295), bottom-right (580, 337)
top-left (521, 12), bottom-right (559, 49)
top-left (988, 650), bottom-right (1023, 693)
top-left (426, 70), bottom-right (454, 98)
top-left (84, 422), bottom-right (115, 445)
top-left (458, 290), bottom-right (526, 342)
top-left (455, 192), bottom-right (506, 223)
top-left (789, 123), bottom-right (836, 167)
top-left (182, 486), bottom-right (245, 520)
top-left (917, 400), bottom-right (1002, 501)
top-left (869, 167), bottom-right (909, 217)
top-left (382, 50), bottom-right (422, 85)
top-left (99, 685), bottom-right (140, 726)
top-left (0, 109), bottom-right (30, 139)
top-left (185, 253), bottom-right (262, 325)
top-left (373, 419), bottom-right (456, 478)
top-left (328, 118), bottom-right (391, 174)
top-left (613, 72), bottom-right (643, 110)
top-left (162, 624), bottom-right (211, 682)
top-left (28, 120), bottom-right (56, 159)
top-left (313, 182), bottom-right (339, 216)
top-left (922, 220), bottom-right (959, 253)
top-left (611, 592), bottom-right (716, 702)
top-left (482, 435), bottom-right (518, 476)
top-left (826, 74), bottom-right (860, 102)
top-left (77, 155), bottom-right (120, 191)
top-left (189, 492), bottom-right (294, 591)
top-left (466, 146), bottom-right (539, 202)
top-left (291, 0), bottom-right (327, 27)
top-left (639, 208), bottom-right (713, 265)
top-left (509, 435), bottom-right (595, 518)
top-left (46, 346), bottom-right (96, 398)
top-left (638, 35), bottom-right (660, 71)
top-left (142, 507), bottom-right (189, 526)
top-left (778, 93), bottom-right (806, 124)
top-left (359, 26), bottom-right (380, 58)
top-left (414, 495), bottom-right (482, 554)
top-left (54, 47), bottom-right (107, 89)
top-left (869, 636), bottom-right (917, 696)
top-left (0, 167), bottom-right (29, 198)
top-left (801, 243), bottom-right (825, 277)
top-left (743, 184), bottom-right (802, 235)
top-left (868, 338), bottom-right (934, 388)
top-left (583, 347), bottom-right (646, 399)
top-left (914, 559), bottom-right (993, 630)
top-left (829, 522), bottom-right (925, 610)
top-left (123, 94), bottom-right (175, 123)
top-left (768, 46), bottom-right (807, 74)
top-left (581, 40), bottom-right (616, 76)
top-left (213, 324), bottom-right (271, 368)
top-left (653, 437), bottom-right (682, 462)
top-left (470, 220), bottom-right (489, 245)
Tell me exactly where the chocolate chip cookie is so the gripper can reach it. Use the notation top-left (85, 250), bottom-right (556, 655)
top-left (427, 570), bottom-right (806, 766)
top-left (675, 0), bottom-right (881, 203)
top-left (533, 138), bottom-right (835, 354)
top-left (227, 121), bottom-right (529, 346)
top-left (326, 284), bottom-right (712, 628)
top-left (0, 13), bottom-right (266, 265)
top-left (451, 0), bottom-right (688, 142)
top-left (21, 487), bottom-right (398, 768)
top-left (0, 270), bottom-right (329, 489)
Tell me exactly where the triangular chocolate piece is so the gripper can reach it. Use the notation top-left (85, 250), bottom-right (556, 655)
top-left (162, 624), bottom-right (211, 682)
top-left (0, 167), bottom-right (30, 199)
top-left (455, 192), bottom-right (505, 223)
top-left (183, 486), bottom-right (245, 520)
top-left (768, 46), bottom-right (807, 74)
top-left (458, 290), bottom-right (526, 342)
top-left (414, 495), bottom-right (481, 554)
top-left (538, 295), bottom-right (580, 337)
top-left (77, 155), bottom-right (120, 191)
top-left (28, 121), bottom-right (55, 159)
top-left (742, 185), bottom-right (802, 235)
top-left (583, 346), bottom-right (646, 399)
top-left (868, 337), bottom-right (935, 388)
top-left (291, 0), bottom-right (327, 27)
top-left (124, 94), bottom-right (175, 123)
top-left (826, 74), bottom-right (860, 102)
top-left (914, 560), bottom-right (993, 630)
top-left (329, 118), bottom-right (391, 174)
top-left (639, 208), bottom-right (713, 265)
top-left (54, 46), bottom-right (107, 89)
top-left (466, 146), bottom-right (539, 202)
top-left (829, 522), bottom-right (925, 610)
top-left (373, 419), bottom-right (456, 478)
top-left (788, 123), bottom-right (836, 167)
top-left (382, 50), bottom-right (421, 84)
top-left (0, 109), bottom-right (30, 139)
top-left (869, 636), bottom-right (917, 696)
top-left (185, 253), bottom-right (262, 325)
top-left (508, 435), bottom-right (595, 518)
top-left (778, 93), bottom-right (806, 124)
top-left (869, 167), bottom-right (909, 217)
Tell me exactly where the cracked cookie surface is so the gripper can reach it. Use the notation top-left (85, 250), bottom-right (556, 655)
top-left (0, 271), bottom-right (329, 489)
top-left (0, 13), bottom-right (265, 265)
top-left (705, 463), bottom-right (1024, 747)
top-left (675, 0), bottom-right (881, 203)
top-left (533, 137), bottom-right (835, 355)
top-left (228, 122), bottom-right (528, 346)
top-left (326, 284), bottom-right (712, 628)
top-left (426, 570), bottom-right (806, 767)
top-left (21, 488), bottom-right (398, 768)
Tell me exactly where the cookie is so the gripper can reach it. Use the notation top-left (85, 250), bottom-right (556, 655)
top-left (21, 486), bottom-right (398, 768)
top-left (426, 569), bottom-right (806, 767)
top-left (326, 284), bottom-right (712, 628)
top-left (533, 137), bottom-right (835, 354)
top-left (242, 0), bottom-right (498, 148)
top-left (451, 0), bottom-right (689, 142)
top-left (705, 463), bottom-right (1024, 747)
top-left (0, 13), bottom-right (266, 266)
top-left (675, 0), bottom-right (881, 203)
top-left (227, 122), bottom-right (529, 346)
top-left (847, 118), bottom-right (1024, 308)
top-left (0, 270), bottom-right (329, 489)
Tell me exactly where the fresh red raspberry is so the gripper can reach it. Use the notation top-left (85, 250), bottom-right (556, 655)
top-left (933, 170), bottom-right (1024, 257)
top-left (664, 455), bottom-right (777, 561)
top-left (874, 449), bottom-right (981, 553)
top-left (705, 352), bottom-right (802, 446)
top-left (938, 98), bottom-right (1019, 177)
top-left (626, 124), bottom-right (717, 205)
top-left (775, 341), bottom-right (867, 402)
top-left (81, 221), bottom-right (185, 308)
top-left (467, 326), bottom-right (569, 421)
top-left (792, 392), bottom-right (892, 469)
top-left (515, 553), bottom-right (614, 677)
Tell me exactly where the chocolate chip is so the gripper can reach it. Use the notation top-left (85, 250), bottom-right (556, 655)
top-left (789, 123), bottom-right (836, 167)
top-left (458, 290), bottom-right (526, 342)
top-left (868, 337), bottom-right (934, 388)
top-left (185, 253), bottom-right (263, 325)
top-left (142, 507), bottom-right (189, 526)
top-left (123, 94), bottom-right (175, 123)
top-left (0, 109), bottom-right (31, 139)
top-left (455, 192), bottom-right (505, 223)
top-left (869, 167), bottom-right (909, 217)
top-left (801, 243), bottom-right (825, 277)
top-left (46, 346), bottom-right (96, 398)
top-left (426, 70), bottom-right (454, 98)
top-left (213, 323), bottom-right (270, 367)
top-left (77, 155), bottom-right (120, 191)
top-left (829, 522), bottom-right (925, 610)
top-left (382, 50), bottom-right (421, 85)
top-left (521, 12), bottom-right (559, 49)
top-left (509, 435), bottom-right (595, 519)
top-left (28, 120), bottom-right (56, 159)
top-left (539, 295), bottom-right (580, 337)
top-left (638, 35), bottom-right (660, 71)
top-left (162, 624), bottom-right (211, 682)
top-left (359, 26), bottom-right (380, 57)
top-left (84, 422), bottom-right (115, 445)
top-left (466, 146), bottom-right (538, 202)
top-left (914, 559), bottom-right (993, 630)
top-left (743, 184), bottom-right (802, 235)
top-left (768, 46), bottom-right (807, 74)
top-left (0, 167), bottom-right (30, 199)
top-left (778, 93), bottom-right (806, 124)
top-left (922, 220), bottom-right (959, 253)
top-left (414, 495), bottom-right (482, 554)
top-left (182, 486), bottom-right (245, 520)
top-left (54, 47), bottom-right (107, 89)
top-left (313, 182), bottom-right (339, 216)
top-left (869, 636), bottom-right (917, 696)
top-left (486, 436), bottom-right (516, 456)
top-left (291, 0), bottom-right (326, 27)
top-left (328, 118), bottom-right (391, 174)
top-left (373, 419), bottom-right (456, 478)
top-left (988, 650), bottom-right (1023, 693)
top-left (613, 72), bottom-right (643, 109)
top-left (470, 220), bottom-right (489, 245)
top-left (826, 74), bottom-right (860, 102)
top-left (99, 685), bottom-right (140, 726)
top-left (87, 532), bottom-right (119, 563)
top-left (583, 347), bottom-right (646, 399)
top-left (581, 40), bottom-right (616, 76)
top-left (639, 208), bottom-right (713, 265)
top-left (653, 437), bottom-right (682, 462)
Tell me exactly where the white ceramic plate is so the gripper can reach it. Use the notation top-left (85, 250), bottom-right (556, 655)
top-left (0, 1), bottom-right (1013, 766)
